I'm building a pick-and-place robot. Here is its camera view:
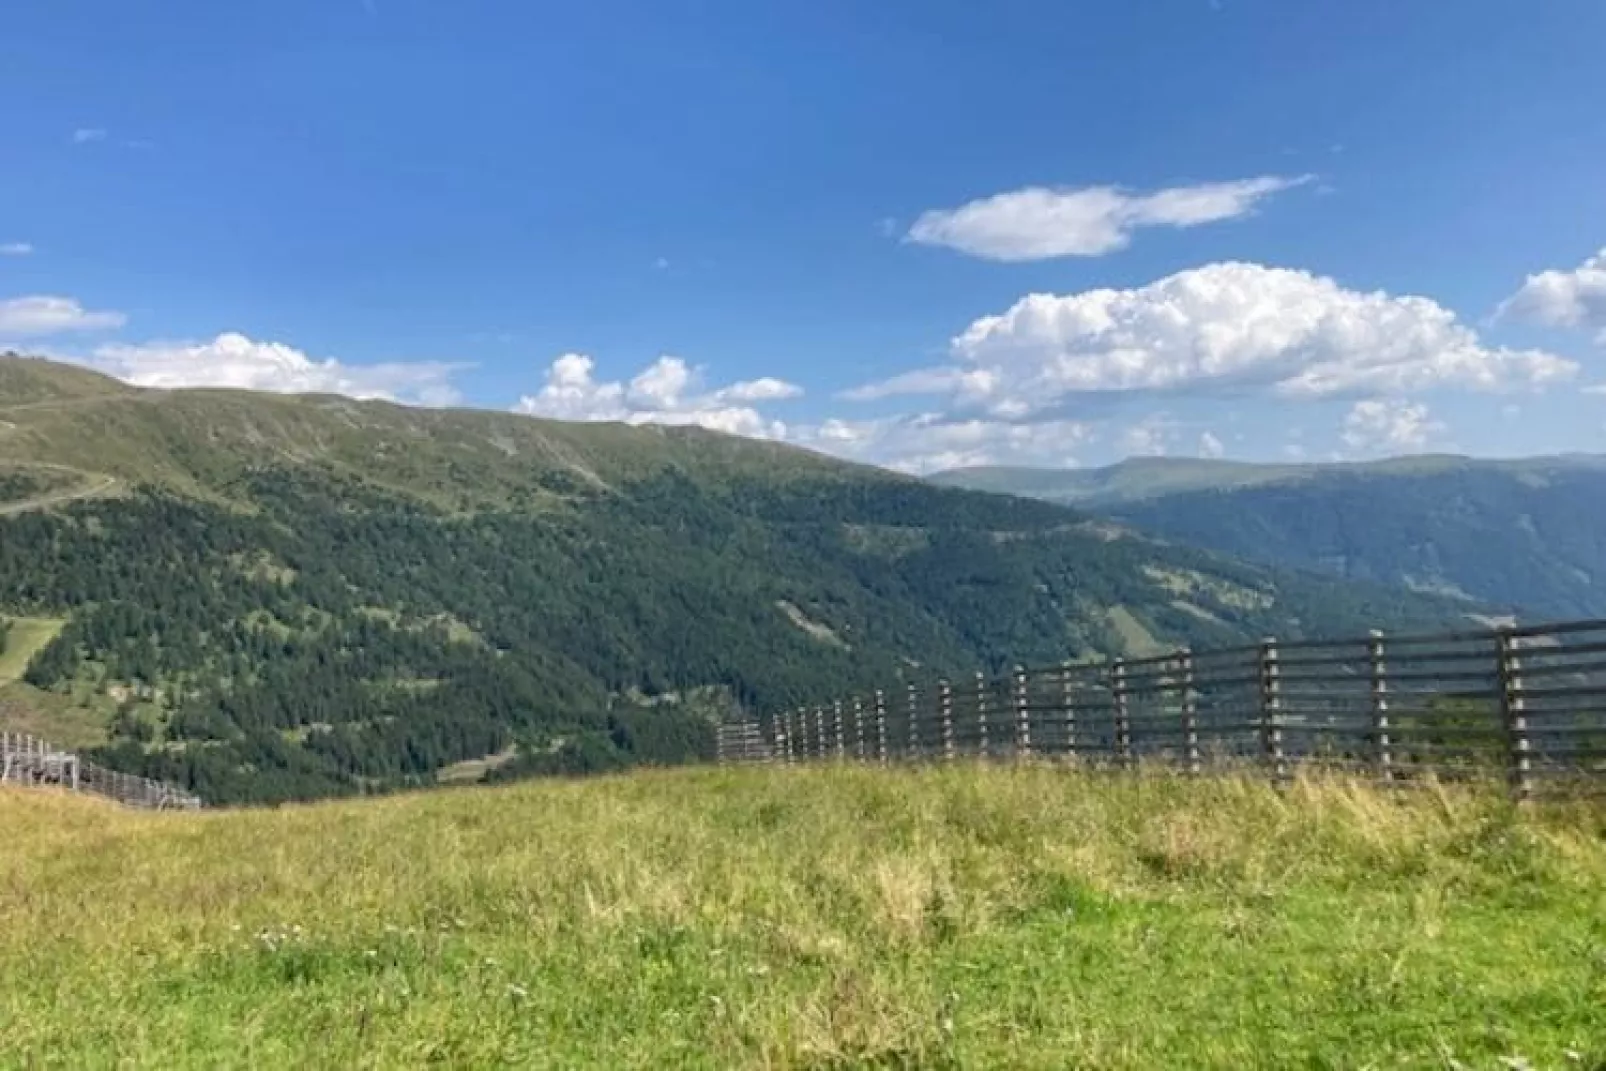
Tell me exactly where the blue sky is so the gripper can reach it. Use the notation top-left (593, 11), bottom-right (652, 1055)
top-left (2, 0), bottom-right (1604, 471)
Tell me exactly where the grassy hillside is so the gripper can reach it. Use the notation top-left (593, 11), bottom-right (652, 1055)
top-left (0, 357), bottom-right (1477, 803)
top-left (930, 457), bottom-right (1319, 504)
top-left (933, 453), bottom-right (1606, 507)
top-left (3, 764), bottom-right (1603, 1068)
top-left (0, 616), bottom-right (65, 685)
top-left (935, 455), bottom-right (1606, 619)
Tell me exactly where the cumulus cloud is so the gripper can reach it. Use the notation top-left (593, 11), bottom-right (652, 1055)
top-left (0, 295), bottom-right (126, 336)
top-left (514, 354), bottom-right (801, 439)
top-left (0, 242), bottom-right (32, 257)
top-left (905, 176), bottom-right (1310, 261)
top-left (71, 128), bottom-right (108, 144)
top-left (848, 262), bottom-right (1576, 418)
top-left (1499, 248), bottom-right (1606, 342)
top-left (1340, 399), bottom-right (1445, 454)
top-left (1198, 430), bottom-right (1226, 459)
top-left (86, 332), bottom-right (465, 405)
top-left (793, 414), bottom-right (1093, 475)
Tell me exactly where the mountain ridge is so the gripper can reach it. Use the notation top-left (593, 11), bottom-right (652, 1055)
top-left (1, 357), bottom-right (1488, 802)
top-left (931, 453), bottom-right (1606, 507)
top-left (932, 455), bottom-right (1606, 620)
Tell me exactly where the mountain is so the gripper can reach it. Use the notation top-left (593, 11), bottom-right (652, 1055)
top-left (933, 455), bottom-right (1606, 619)
top-left (929, 457), bottom-right (1320, 504)
top-left (1, 356), bottom-right (1479, 803)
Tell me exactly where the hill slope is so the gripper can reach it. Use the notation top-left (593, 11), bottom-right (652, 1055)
top-left (2, 356), bottom-right (1477, 802)
top-left (933, 456), bottom-right (1606, 617)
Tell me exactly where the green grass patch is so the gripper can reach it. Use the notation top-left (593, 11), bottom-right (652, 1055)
top-left (3, 764), bottom-right (1604, 1068)
top-left (0, 680), bottom-right (111, 749)
top-left (0, 616), bottom-right (64, 686)
top-left (1106, 604), bottom-right (1164, 656)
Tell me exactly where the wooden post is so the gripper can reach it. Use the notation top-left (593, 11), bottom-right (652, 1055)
top-left (1498, 629), bottom-right (1533, 804)
top-left (1060, 661), bottom-right (1078, 760)
top-left (907, 683), bottom-right (920, 759)
top-left (1259, 638), bottom-right (1287, 784)
top-left (975, 671), bottom-right (989, 759)
top-left (1368, 631), bottom-right (1392, 783)
top-left (1179, 648), bottom-right (1201, 775)
top-left (1111, 658), bottom-right (1131, 767)
top-left (1013, 665), bottom-right (1031, 759)
top-left (833, 700), bottom-right (846, 760)
top-left (852, 696), bottom-right (866, 760)
top-left (875, 689), bottom-right (888, 764)
top-left (940, 679), bottom-right (955, 763)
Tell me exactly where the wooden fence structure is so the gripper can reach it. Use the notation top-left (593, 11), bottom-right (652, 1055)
top-left (717, 619), bottom-right (1606, 800)
top-left (0, 730), bottom-right (202, 810)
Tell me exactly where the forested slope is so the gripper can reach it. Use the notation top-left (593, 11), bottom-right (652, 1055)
top-left (936, 456), bottom-right (1606, 619)
top-left (1, 356), bottom-right (1477, 802)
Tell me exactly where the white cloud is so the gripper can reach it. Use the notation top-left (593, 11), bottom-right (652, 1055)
top-left (0, 242), bottom-right (32, 257)
top-left (1198, 430), bottom-right (1225, 459)
top-left (514, 354), bottom-right (801, 439)
top-left (840, 367), bottom-right (996, 403)
top-left (0, 295), bottom-right (126, 336)
top-left (511, 358), bottom-right (1090, 473)
top-left (794, 414), bottom-right (1093, 475)
top-left (1340, 399), bottom-right (1445, 454)
top-left (85, 332), bottom-right (464, 405)
top-left (905, 176), bottom-right (1310, 261)
top-left (1499, 248), bottom-right (1606, 342)
top-left (1119, 413), bottom-right (1178, 457)
top-left (72, 128), bottom-right (107, 144)
top-left (714, 377), bottom-right (804, 403)
top-left (849, 262), bottom-right (1576, 417)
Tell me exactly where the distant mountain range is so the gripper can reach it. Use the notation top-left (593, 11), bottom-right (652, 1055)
top-left (932, 454), bottom-right (1606, 620)
top-left (0, 355), bottom-right (1484, 803)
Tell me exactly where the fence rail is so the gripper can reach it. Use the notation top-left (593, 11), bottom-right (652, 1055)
top-left (0, 729), bottom-right (202, 810)
top-left (717, 620), bottom-right (1606, 801)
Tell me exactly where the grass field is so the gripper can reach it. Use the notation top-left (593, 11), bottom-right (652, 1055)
top-left (2, 764), bottom-right (1604, 1068)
